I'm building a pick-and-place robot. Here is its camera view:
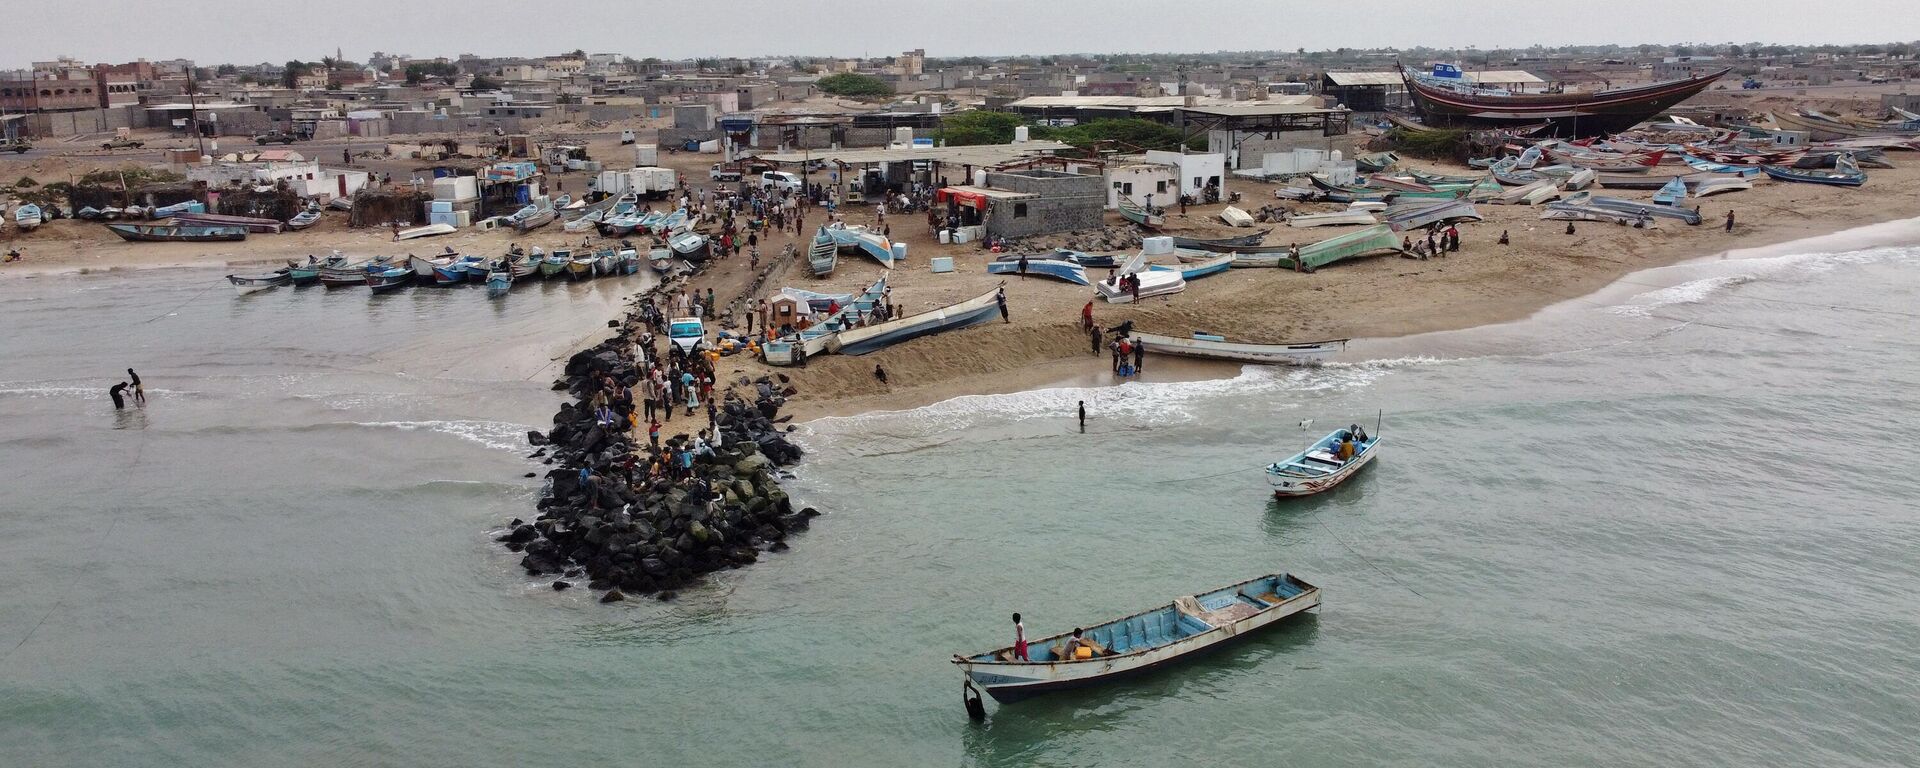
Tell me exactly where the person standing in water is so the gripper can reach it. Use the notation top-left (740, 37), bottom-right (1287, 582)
top-left (1077, 401), bottom-right (1086, 432)
top-left (108, 382), bottom-right (130, 410)
top-left (127, 368), bottom-right (145, 404)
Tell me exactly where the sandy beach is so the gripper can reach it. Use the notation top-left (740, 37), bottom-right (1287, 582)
top-left (6, 126), bottom-right (1917, 422)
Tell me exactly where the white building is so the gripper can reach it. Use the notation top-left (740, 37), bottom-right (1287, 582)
top-left (1105, 162), bottom-right (1177, 209)
top-left (1143, 150), bottom-right (1226, 199)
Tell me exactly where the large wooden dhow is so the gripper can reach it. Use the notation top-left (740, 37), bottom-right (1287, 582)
top-left (954, 573), bottom-right (1321, 704)
top-left (1402, 63), bottom-right (1731, 137)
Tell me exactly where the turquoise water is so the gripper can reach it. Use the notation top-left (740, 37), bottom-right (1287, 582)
top-left (3, 224), bottom-right (1919, 767)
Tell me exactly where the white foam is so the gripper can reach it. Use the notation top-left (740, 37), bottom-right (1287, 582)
top-left (1610, 275), bottom-right (1755, 317)
top-left (1607, 245), bottom-right (1920, 318)
top-left (352, 420), bottom-right (535, 453)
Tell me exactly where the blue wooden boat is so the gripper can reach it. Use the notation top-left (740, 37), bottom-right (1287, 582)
top-left (808, 227), bottom-right (838, 277)
top-left (366, 266), bottom-right (414, 294)
top-left (541, 249), bottom-right (572, 278)
top-left (486, 268), bottom-right (512, 297)
top-left (462, 259), bottom-right (493, 283)
top-left (1760, 155), bottom-right (1866, 187)
top-left (988, 255), bottom-right (1090, 285)
top-left (1265, 424), bottom-right (1379, 497)
top-left (953, 573), bottom-right (1321, 703)
top-left (592, 248), bottom-right (618, 276)
top-left (619, 248), bottom-right (641, 275)
top-left (433, 255), bottom-right (480, 285)
top-left (285, 259), bottom-right (323, 286)
top-left (1652, 177), bottom-right (1688, 206)
top-left (827, 225), bottom-right (896, 268)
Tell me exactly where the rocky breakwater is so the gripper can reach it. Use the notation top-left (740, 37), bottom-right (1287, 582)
top-left (499, 331), bottom-right (816, 603)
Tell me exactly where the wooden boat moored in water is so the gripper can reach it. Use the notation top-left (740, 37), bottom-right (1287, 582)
top-left (953, 573), bottom-right (1321, 703)
top-left (226, 271), bottom-right (290, 296)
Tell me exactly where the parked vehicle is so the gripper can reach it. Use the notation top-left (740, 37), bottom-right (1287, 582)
top-left (0, 140), bottom-right (30, 154)
top-left (101, 136), bottom-right (144, 150)
top-left (759, 170), bottom-right (804, 193)
top-left (709, 164), bottom-right (742, 182)
top-left (254, 131), bottom-right (299, 145)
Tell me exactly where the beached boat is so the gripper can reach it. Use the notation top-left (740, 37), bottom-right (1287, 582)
top-left (1761, 155), bottom-right (1866, 187)
top-left (649, 248), bottom-right (676, 274)
top-left (1266, 425), bottom-right (1380, 497)
top-left (1653, 177), bottom-right (1689, 206)
top-left (669, 231), bottom-right (711, 262)
top-left (1585, 194), bottom-right (1703, 225)
top-left (286, 208), bottom-right (321, 230)
top-left (1770, 110), bottom-right (1920, 142)
top-left (486, 268), bottom-right (512, 297)
top-left (226, 271), bottom-right (290, 296)
top-left (619, 248), bottom-right (641, 275)
top-left (1132, 332), bottom-right (1346, 365)
top-left (1692, 176), bottom-right (1753, 197)
top-left (1383, 199), bottom-right (1482, 232)
top-left (592, 248), bottom-right (618, 276)
top-left (1287, 210), bottom-right (1377, 228)
top-left (150, 200), bottom-right (204, 218)
top-left (1117, 197), bottom-right (1166, 229)
top-left (600, 195), bottom-right (643, 235)
top-left (395, 223), bottom-right (456, 240)
top-left (989, 255), bottom-right (1091, 285)
top-left (1146, 252), bottom-right (1233, 281)
top-left (13, 203), bottom-right (43, 231)
top-left (1403, 62), bottom-right (1730, 136)
top-left (1354, 151), bottom-right (1399, 173)
top-left (953, 573), bottom-right (1321, 703)
top-left (509, 254), bottom-right (539, 280)
top-left (1293, 224), bottom-right (1404, 269)
top-left (1170, 230), bottom-right (1270, 250)
top-left (807, 227), bottom-right (838, 277)
top-left (568, 252), bottom-right (596, 280)
top-left (509, 205), bottom-right (556, 233)
top-left (366, 266), bottom-right (414, 294)
top-left (540, 249), bottom-right (572, 279)
top-left (1539, 203), bottom-right (1650, 226)
top-left (1545, 147), bottom-right (1665, 172)
top-left (107, 223), bottom-right (248, 242)
top-left (563, 209), bottom-right (605, 233)
top-left (1219, 206), bottom-right (1257, 228)
top-left (1562, 168), bottom-right (1597, 190)
top-left (832, 286), bottom-right (1003, 356)
top-left (170, 212), bottom-right (283, 233)
top-left (826, 225), bottom-right (896, 268)
top-left (1097, 268), bottom-right (1185, 304)
top-left (1405, 169), bottom-right (1484, 186)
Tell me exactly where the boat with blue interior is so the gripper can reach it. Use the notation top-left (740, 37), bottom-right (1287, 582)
top-left (1265, 423), bottom-right (1379, 497)
top-left (953, 573), bottom-right (1321, 703)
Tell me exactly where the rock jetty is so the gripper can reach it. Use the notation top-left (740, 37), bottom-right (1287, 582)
top-left (499, 286), bottom-right (815, 602)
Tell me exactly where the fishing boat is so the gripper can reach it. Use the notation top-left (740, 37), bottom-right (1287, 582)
top-left (563, 208), bottom-right (605, 233)
top-left (1287, 210), bottom-right (1377, 228)
top-left (433, 255), bottom-right (479, 285)
top-left (669, 231), bottom-right (711, 262)
top-left (1353, 151), bottom-right (1399, 173)
top-left (1562, 167), bottom-right (1597, 190)
top-left (1097, 268), bottom-right (1185, 303)
top-left (540, 249), bottom-right (572, 279)
top-left (395, 223), bottom-right (456, 240)
top-left (462, 258), bottom-right (495, 284)
top-left (1538, 203), bottom-right (1651, 226)
top-left (831, 286), bottom-right (1002, 356)
top-left (107, 223), bottom-right (248, 242)
top-left (320, 258), bottom-right (379, 288)
top-left (226, 271), bottom-right (290, 296)
top-left (988, 254), bottom-right (1091, 285)
top-left (1266, 424), bottom-right (1380, 497)
top-left (619, 248), bottom-right (642, 275)
top-left (1383, 199), bottom-right (1482, 232)
top-left (1170, 229), bottom-right (1270, 250)
top-left (600, 194), bottom-right (643, 235)
top-left (1761, 155), bottom-right (1866, 187)
top-left (366, 266), bottom-right (413, 294)
top-left (807, 227), bottom-right (838, 277)
top-left (285, 259), bottom-right (324, 286)
top-left (150, 200), bottom-right (205, 218)
top-left (1585, 194), bottom-right (1703, 224)
top-left (1146, 252), bottom-right (1233, 281)
top-left (953, 573), bottom-right (1321, 704)
top-left (1117, 197), bottom-right (1166, 229)
top-left (1132, 332), bottom-right (1345, 365)
top-left (286, 207), bottom-right (321, 230)
top-left (170, 212), bottom-right (283, 233)
top-left (408, 253), bottom-right (455, 282)
top-left (592, 248), bottom-right (618, 276)
top-left (1293, 224), bottom-right (1405, 269)
top-left (509, 254), bottom-right (540, 280)
top-left (1219, 206), bottom-right (1257, 228)
top-left (1405, 168), bottom-right (1485, 185)
top-left (13, 203), bottom-right (43, 231)
top-left (1545, 147), bottom-right (1665, 172)
top-left (509, 204), bottom-right (556, 233)
top-left (486, 268), bottom-right (512, 297)
top-left (1653, 177), bottom-right (1688, 206)
top-left (826, 225), bottom-right (896, 267)
top-left (568, 251), bottom-right (597, 280)
top-left (1692, 176), bottom-right (1753, 197)
top-left (1403, 62), bottom-right (1730, 137)
top-left (1770, 110), bottom-right (1920, 142)
top-left (649, 248), bottom-right (676, 274)
top-left (649, 208), bottom-right (689, 235)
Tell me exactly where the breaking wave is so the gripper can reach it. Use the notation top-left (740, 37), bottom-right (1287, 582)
top-left (348, 420), bottom-right (536, 453)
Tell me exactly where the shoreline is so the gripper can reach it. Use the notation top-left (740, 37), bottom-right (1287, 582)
top-left (781, 210), bottom-right (1920, 423)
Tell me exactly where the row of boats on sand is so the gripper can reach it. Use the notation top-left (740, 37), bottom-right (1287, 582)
top-left (225, 244), bottom-right (670, 297)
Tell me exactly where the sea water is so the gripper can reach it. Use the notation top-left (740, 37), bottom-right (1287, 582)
top-left (2, 224), bottom-right (1918, 767)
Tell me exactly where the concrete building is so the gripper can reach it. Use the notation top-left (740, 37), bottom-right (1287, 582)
top-left (1104, 162), bottom-right (1177, 209)
top-left (1652, 57), bottom-right (1719, 80)
top-left (968, 168), bottom-right (1105, 238)
top-left (1143, 150), bottom-right (1226, 200)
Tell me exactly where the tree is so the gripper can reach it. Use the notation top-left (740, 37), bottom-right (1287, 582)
top-left (935, 111), bottom-right (1025, 145)
top-left (730, 64), bottom-right (747, 75)
top-left (469, 75), bottom-right (500, 91)
top-left (405, 61), bottom-right (459, 85)
top-left (1046, 119), bottom-right (1201, 152)
top-left (569, 48), bottom-right (585, 59)
top-left (817, 73), bottom-right (893, 97)
top-left (282, 60), bottom-right (309, 88)
top-left (1674, 45), bottom-right (1694, 57)
top-left (216, 63), bottom-right (238, 76)
top-left (321, 56), bottom-right (338, 71)
top-left (1729, 44), bottom-right (1744, 59)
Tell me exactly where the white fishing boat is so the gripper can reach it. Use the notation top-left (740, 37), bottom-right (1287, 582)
top-left (1266, 424), bottom-right (1380, 497)
top-left (13, 203), bottom-right (43, 231)
top-left (285, 207), bottom-right (321, 230)
top-left (395, 223), bottom-right (456, 240)
top-left (1219, 206), bottom-right (1256, 227)
top-left (1131, 332), bottom-right (1346, 366)
top-left (831, 286), bottom-right (1001, 356)
top-left (1562, 168), bottom-right (1598, 191)
top-left (1691, 176), bottom-right (1753, 197)
top-left (953, 573), bottom-right (1321, 704)
top-left (1096, 268), bottom-right (1185, 304)
top-left (226, 271), bottom-right (291, 296)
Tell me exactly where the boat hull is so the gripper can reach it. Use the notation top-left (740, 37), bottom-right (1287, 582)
top-left (1132, 333), bottom-right (1345, 365)
top-left (1405, 67), bottom-right (1731, 137)
top-left (954, 574), bottom-right (1321, 703)
top-left (1269, 441), bottom-right (1379, 497)
top-left (987, 258), bottom-right (1090, 285)
top-left (833, 289), bottom-right (1000, 356)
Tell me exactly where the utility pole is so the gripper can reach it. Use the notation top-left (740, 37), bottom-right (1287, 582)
top-left (188, 70), bottom-right (205, 156)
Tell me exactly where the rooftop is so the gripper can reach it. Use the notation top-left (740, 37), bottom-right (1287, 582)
top-left (758, 141), bottom-right (1073, 167)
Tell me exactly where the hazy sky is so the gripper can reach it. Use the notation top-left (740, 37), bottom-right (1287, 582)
top-left (12, 0), bottom-right (1920, 68)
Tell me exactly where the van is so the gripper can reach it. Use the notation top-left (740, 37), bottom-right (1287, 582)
top-left (759, 170), bottom-right (803, 192)
top-left (668, 316), bottom-right (706, 353)
top-left (709, 164), bottom-right (742, 182)
top-left (619, 129), bottom-right (636, 145)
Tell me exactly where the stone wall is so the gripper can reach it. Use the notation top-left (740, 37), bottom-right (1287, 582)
top-left (980, 169), bottom-right (1105, 238)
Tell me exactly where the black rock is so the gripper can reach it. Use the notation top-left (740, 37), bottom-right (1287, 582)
top-left (552, 580), bottom-right (572, 591)
top-left (600, 589), bottom-right (626, 603)
top-left (505, 525), bottom-right (538, 543)
top-left (524, 472), bottom-right (537, 478)
top-left (527, 430), bottom-right (549, 446)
